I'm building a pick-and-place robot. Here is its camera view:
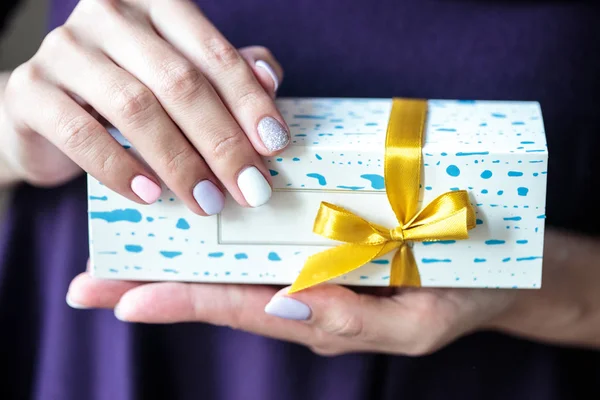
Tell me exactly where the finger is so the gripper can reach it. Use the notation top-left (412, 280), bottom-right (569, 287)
top-left (239, 46), bottom-right (284, 97)
top-left (6, 61), bottom-right (160, 204)
top-left (265, 285), bottom-right (412, 349)
top-left (41, 27), bottom-right (224, 215)
top-left (136, 0), bottom-right (291, 155)
top-left (66, 271), bottom-right (143, 309)
top-left (113, 283), bottom-right (321, 343)
top-left (72, 1), bottom-right (273, 208)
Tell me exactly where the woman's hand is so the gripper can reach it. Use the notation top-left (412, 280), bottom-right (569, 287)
top-left (66, 230), bottom-right (600, 355)
top-left (0, 0), bottom-right (287, 213)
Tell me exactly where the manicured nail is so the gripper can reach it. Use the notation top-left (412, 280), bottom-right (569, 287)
top-left (131, 175), bottom-right (161, 204)
top-left (265, 296), bottom-right (311, 320)
top-left (193, 180), bottom-right (224, 215)
top-left (255, 60), bottom-right (279, 91)
top-left (66, 293), bottom-right (88, 309)
top-left (237, 166), bottom-right (272, 207)
top-left (257, 116), bottom-right (290, 152)
top-left (114, 304), bottom-right (127, 322)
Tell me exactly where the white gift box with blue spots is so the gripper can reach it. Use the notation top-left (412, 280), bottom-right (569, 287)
top-left (87, 98), bottom-right (548, 289)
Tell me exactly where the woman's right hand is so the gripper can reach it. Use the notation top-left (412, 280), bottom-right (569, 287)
top-left (0, 0), bottom-right (287, 214)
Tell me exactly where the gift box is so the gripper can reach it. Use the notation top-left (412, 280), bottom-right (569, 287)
top-left (87, 98), bottom-right (548, 291)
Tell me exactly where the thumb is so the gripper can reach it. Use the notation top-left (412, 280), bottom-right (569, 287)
top-left (264, 284), bottom-right (408, 343)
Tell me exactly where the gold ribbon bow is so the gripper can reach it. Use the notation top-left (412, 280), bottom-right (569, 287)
top-left (289, 98), bottom-right (476, 293)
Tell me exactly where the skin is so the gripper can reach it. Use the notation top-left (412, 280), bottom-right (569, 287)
top-left (2, 0), bottom-right (600, 356)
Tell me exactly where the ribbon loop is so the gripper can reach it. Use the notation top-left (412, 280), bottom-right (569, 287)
top-left (289, 98), bottom-right (476, 294)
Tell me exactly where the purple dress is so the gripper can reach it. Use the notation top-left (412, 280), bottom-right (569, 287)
top-left (2, 0), bottom-right (600, 399)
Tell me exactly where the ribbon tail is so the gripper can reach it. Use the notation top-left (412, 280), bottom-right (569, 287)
top-left (389, 245), bottom-right (421, 287)
top-left (289, 243), bottom-right (385, 293)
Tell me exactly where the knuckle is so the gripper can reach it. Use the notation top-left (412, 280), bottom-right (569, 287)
top-left (57, 114), bottom-right (100, 154)
top-left (112, 85), bottom-right (157, 124)
top-left (41, 26), bottom-right (77, 53)
top-left (234, 85), bottom-right (265, 109)
top-left (210, 131), bottom-right (245, 160)
top-left (158, 62), bottom-right (205, 101)
top-left (320, 312), bottom-right (365, 339)
top-left (6, 63), bottom-right (39, 98)
top-left (202, 37), bottom-right (242, 70)
top-left (160, 146), bottom-right (199, 177)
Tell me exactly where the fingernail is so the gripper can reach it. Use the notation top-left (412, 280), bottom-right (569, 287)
top-left (193, 180), bottom-right (224, 215)
top-left (257, 116), bottom-right (290, 152)
top-left (114, 304), bottom-right (128, 322)
top-left (265, 296), bottom-right (311, 320)
top-left (66, 293), bottom-right (88, 309)
top-left (237, 166), bottom-right (272, 207)
top-left (131, 175), bottom-right (161, 204)
top-left (255, 60), bottom-right (279, 91)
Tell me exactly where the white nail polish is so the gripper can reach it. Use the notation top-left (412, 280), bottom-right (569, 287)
top-left (66, 294), bottom-right (88, 309)
top-left (114, 304), bottom-right (128, 322)
top-left (255, 60), bottom-right (279, 92)
top-left (237, 166), bottom-right (272, 207)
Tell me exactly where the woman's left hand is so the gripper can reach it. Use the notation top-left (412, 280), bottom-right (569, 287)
top-left (66, 230), bottom-right (600, 354)
top-left (67, 262), bottom-right (517, 356)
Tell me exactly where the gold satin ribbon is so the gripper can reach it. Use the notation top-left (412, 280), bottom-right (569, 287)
top-left (289, 98), bottom-right (476, 293)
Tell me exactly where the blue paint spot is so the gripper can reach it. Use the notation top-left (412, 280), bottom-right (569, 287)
top-left (163, 269), bottom-right (178, 274)
top-left (474, 258), bottom-right (486, 263)
top-left (89, 195), bottom-right (108, 201)
top-left (480, 170), bottom-right (492, 179)
top-left (176, 218), bottom-right (190, 230)
top-left (294, 134), bottom-right (307, 137)
top-left (315, 154), bottom-right (322, 160)
top-left (533, 172), bottom-right (539, 177)
top-left (481, 189), bottom-right (488, 194)
top-left (526, 149), bottom-right (546, 153)
top-left (425, 186), bottom-right (432, 190)
top-left (98, 251), bottom-right (117, 255)
top-left (276, 158), bottom-right (283, 162)
top-left (529, 160), bottom-right (544, 164)
top-left (423, 240), bottom-right (457, 245)
top-left (516, 256), bottom-right (542, 261)
top-left (335, 125), bottom-right (344, 129)
top-left (337, 186), bottom-right (364, 190)
top-left (476, 219), bottom-right (483, 225)
top-left (512, 121), bottom-right (525, 125)
top-left (208, 252), bottom-right (224, 258)
top-left (365, 122), bottom-right (379, 126)
top-left (292, 157), bottom-right (300, 162)
top-left (485, 240), bottom-right (506, 245)
top-left (109, 269), bottom-right (118, 273)
top-left (306, 173), bottom-right (327, 186)
top-left (456, 151), bottom-right (490, 156)
top-left (503, 216), bottom-right (522, 221)
top-left (502, 257), bottom-right (511, 262)
top-left (125, 245), bottom-right (143, 253)
top-left (146, 217), bottom-right (154, 222)
top-left (90, 209), bottom-right (142, 223)
top-left (268, 252), bottom-right (281, 261)
top-left (508, 171), bottom-right (523, 177)
top-left (360, 174), bottom-right (385, 189)
top-left (517, 187), bottom-right (529, 196)
top-left (436, 128), bottom-right (456, 132)
top-left (234, 253), bottom-right (248, 260)
top-left (441, 152), bottom-right (447, 156)
top-left (446, 165), bottom-right (460, 177)
top-left (497, 190), bottom-right (504, 195)
top-left (160, 251), bottom-right (182, 258)
top-left (269, 169), bottom-right (279, 176)
top-left (293, 114), bottom-right (326, 119)
top-left (492, 160), bottom-right (500, 164)
top-left (450, 187), bottom-right (460, 191)
top-left (480, 122), bottom-right (488, 127)
top-left (371, 259), bottom-right (390, 264)
top-left (359, 276), bottom-right (369, 280)
top-left (148, 233), bottom-right (155, 237)
top-left (491, 113), bottom-right (506, 118)
top-left (521, 141), bottom-right (534, 144)
top-left (422, 258), bottom-right (452, 263)
top-left (516, 240), bottom-right (528, 244)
